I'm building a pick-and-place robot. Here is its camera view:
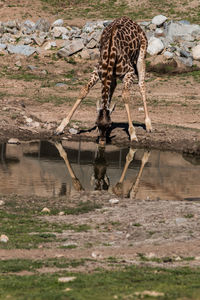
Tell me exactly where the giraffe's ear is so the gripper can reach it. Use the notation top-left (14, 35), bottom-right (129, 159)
top-left (109, 103), bottom-right (116, 114)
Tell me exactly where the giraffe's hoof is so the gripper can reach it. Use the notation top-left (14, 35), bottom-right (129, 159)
top-left (130, 134), bottom-right (138, 142)
top-left (54, 128), bottom-right (64, 136)
top-left (145, 118), bottom-right (152, 132)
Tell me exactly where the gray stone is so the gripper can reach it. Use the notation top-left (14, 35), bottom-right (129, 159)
top-left (35, 18), bottom-right (50, 32)
top-left (0, 43), bottom-right (6, 50)
top-left (79, 49), bottom-right (90, 59)
top-left (163, 51), bottom-right (174, 59)
top-left (55, 82), bottom-right (67, 87)
top-left (139, 21), bottom-right (151, 27)
top-left (166, 21), bottom-right (200, 42)
top-left (103, 20), bottom-right (112, 27)
top-left (177, 56), bottom-right (193, 67)
top-left (152, 15), bottom-right (167, 27)
top-left (82, 20), bottom-right (105, 33)
top-left (27, 65), bottom-right (37, 71)
top-left (179, 20), bottom-right (190, 25)
top-left (147, 37), bottom-right (164, 55)
top-left (32, 36), bottom-right (45, 46)
top-left (7, 45), bottom-right (37, 56)
top-left (180, 49), bottom-right (191, 58)
top-left (3, 20), bottom-right (17, 28)
top-left (22, 20), bottom-right (35, 34)
top-left (52, 19), bottom-right (64, 27)
top-left (22, 37), bottom-right (32, 45)
top-left (86, 38), bottom-right (97, 49)
top-left (192, 44), bottom-right (200, 60)
top-left (175, 217), bottom-right (187, 226)
top-left (154, 28), bottom-right (165, 37)
top-left (58, 39), bottom-right (84, 57)
top-left (52, 26), bottom-right (69, 38)
top-left (69, 128), bottom-right (78, 134)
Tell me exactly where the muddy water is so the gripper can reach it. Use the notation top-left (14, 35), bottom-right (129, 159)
top-left (0, 140), bottom-right (200, 201)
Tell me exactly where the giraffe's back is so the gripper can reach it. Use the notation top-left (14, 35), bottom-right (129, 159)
top-left (99, 16), bottom-right (147, 77)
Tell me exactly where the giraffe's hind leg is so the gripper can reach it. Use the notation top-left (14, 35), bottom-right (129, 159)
top-left (137, 47), bottom-right (152, 132)
top-left (122, 72), bottom-right (138, 142)
top-left (55, 67), bottom-right (100, 135)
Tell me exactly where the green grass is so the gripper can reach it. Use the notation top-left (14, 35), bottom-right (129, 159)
top-left (39, 0), bottom-right (200, 23)
top-left (1, 264), bottom-right (200, 299)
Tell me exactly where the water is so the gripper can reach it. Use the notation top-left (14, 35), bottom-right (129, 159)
top-left (0, 140), bottom-right (200, 200)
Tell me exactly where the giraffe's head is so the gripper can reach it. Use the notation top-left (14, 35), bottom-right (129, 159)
top-left (96, 102), bottom-right (115, 143)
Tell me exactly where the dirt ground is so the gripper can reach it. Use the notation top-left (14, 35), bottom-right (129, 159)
top-left (1, 0), bottom-right (200, 272)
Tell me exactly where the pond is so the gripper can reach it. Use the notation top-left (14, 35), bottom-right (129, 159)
top-left (0, 140), bottom-right (200, 201)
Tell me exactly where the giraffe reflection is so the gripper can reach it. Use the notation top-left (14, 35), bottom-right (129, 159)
top-left (54, 142), bottom-right (150, 199)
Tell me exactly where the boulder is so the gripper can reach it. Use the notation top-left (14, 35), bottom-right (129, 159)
top-left (147, 37), bottom-right (164, 55)
top-left (52, 26), bottom-right (69, 38)
top-left (152, 15), bottom-right (167, 27)
top-left (166, 21), bottom-right (200, 42)
top-left (7, 45), bottom-right (37, 56)
top-left (58, 39), bottom-right (84, 57)
top-left (52, 19), bottom-right (64, 27)
top-left (35, 18), bottom-right (50, 32)
top-left (192, 44), bottom-right (200, 60)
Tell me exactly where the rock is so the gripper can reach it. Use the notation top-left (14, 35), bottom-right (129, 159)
top-left (192, 44), bottom-right (200, 60)
top-left (41, 207), bottom-right (50, 213)
top-left (58, 277), bottom-right (76, 283)
top-left (22, 20), bottom-right (35, 34)
top-left (7, 45), bottom-right (37, 56)
top-left (88, 48), bottom-right (99, 60)
top-left (8, 138), bottom-right (20, 144)
top-left (180, 49), bottom-right (191, 58)
top-left (176, 56), bottom-right (193, 68)
top-left (0, 43), bottom-right (7, 50)
top-left (55, 82), bottom-right (67, 87)
top-left (147, 37), bottom-right (164, 55)
top-left (109, 198), bottom-right (119, 204)
top-left (175, 217), bottom-right (187, 225)
top-left (0, 234), bottom-right (9, 243)
top-left (69, 128), bottom-right (78, 135)
top-left (57, 39), bottom-right (84, 57)
top-left (52, 26), bottom-right (69, 38)
top-left (59, 211), bottom-right (65, 216)
top-left (27, 65), bottom-right (37, 71)
top-left (82, 20), bottom-right (105, 33)
top-left (166, 21), bottom-right (200, 43)
top-left (163, 51), bottom-right (174, 59)
top-left (0, 200), bottom-right (5, 206)
top-left (32, 36), bottom-right (45, 46)
top-left (152, 15), bottom-right (167, 27)
top-left (52, 19), bottom-right (64, 27)
top-left (91, 251), bottom-right (102, 259)
top-left (154, 28), bottom-right (165, 37)
top-left (86, 38), bottom-right (97, 49)
top-left (35, 18), bottom-right (50, 32)
top-left (79, 49), bottom-right (90, 59)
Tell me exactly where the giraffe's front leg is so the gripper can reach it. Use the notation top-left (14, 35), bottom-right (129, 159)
top-left (137, 49), bottom-right (152, 133)
top-left (55, 67), bottom-right (99, 135)
top-left (122, 73), bottom-right (138, 142)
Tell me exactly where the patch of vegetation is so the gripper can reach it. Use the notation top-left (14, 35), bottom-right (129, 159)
top-left (36, 95), bottom-right (74, 105)
top-left (0, 258), bottom-right (86, 274)
top-left (64, 200), bottom-right (102, 215)
top-left (40, 0), bottom-right (200, 23)
top-left (1, 264), bottom-right (200, 299)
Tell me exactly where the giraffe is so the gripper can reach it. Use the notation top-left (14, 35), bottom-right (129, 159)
top-left (55, 16), bottom-right (152, 143)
